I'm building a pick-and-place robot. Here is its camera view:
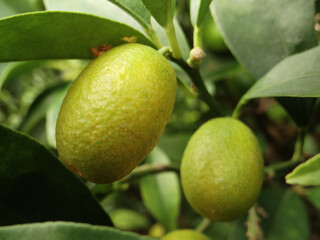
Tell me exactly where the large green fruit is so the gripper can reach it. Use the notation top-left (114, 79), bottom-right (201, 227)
top-left (56, 43), bottom-right (176, 184)
top-left (181, 117), bottom-right (264, 221)
top-left (161, 229), bottom-right (211, 240)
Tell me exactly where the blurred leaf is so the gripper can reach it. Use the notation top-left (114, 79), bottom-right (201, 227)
top-left (258, 187), bottom-right (309, 240)
top-left (158, 132), bottom-right (192, 163)
top-left (0, 61), bottom-right (46, 89)
top-left (0, 125), bottom-right (112, 226)
top-left (211, 0), bottom-right (317, 79)
top-left (110, 208), bottom-right (150, 231)
top-left (141, 0), bottom-right (175, 27)
top-left (305, 187), bottom-right (320, 210)
top-left (0, 222), bottom-right (156, 240)
top-left (286, 154), bottom-right (320, 186)
top-left (46, 83), bottom-right (70, 148)
top-left (44, 0), bottom-right (145, 34)
top-left (190, 0), bottom-right (212, 26)
top-left (140, 147), bottom-right (181, 231)
top-left (0, 11), bottom-right (154, 62)
top-left (18, 82), bottom-right (69, 134)
top-left (0, 0), bottom-right (43, 18)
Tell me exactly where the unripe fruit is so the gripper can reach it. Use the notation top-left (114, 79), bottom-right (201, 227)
top-left (181, 118), bottom-right (264, 221)
top-left (161, 229), bottom-right (211, 240)
top-left (56, 43), bottom-right (176, 183)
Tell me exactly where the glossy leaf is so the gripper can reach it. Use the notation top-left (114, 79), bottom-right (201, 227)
top-left (0, 11), bottom-right (153, 62)
top-left (211, 0), bottom-right (317, 79)
top-left (258, 187), bottom-right (309, 240)
top-left (44, 0), bottom-right (145, 34)
top-left (0, 222), bottom-right (156, 240)
top-left (190, 0), bottom-right (212, 26)
top-left (0, 125), bottom-right (112, 226)
top-left (140, 147), bottom-right (181, 231)
top-left (286, 154), bottom-right (320, 186)
top-left (142, 0), bottom-right (175, 27)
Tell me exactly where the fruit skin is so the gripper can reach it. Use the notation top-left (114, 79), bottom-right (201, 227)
top-left (161, 229), bottom-right (211, 240)
top-left (181, 117), bottom-right (264, 221)
top-left (56, 43), bottom-right (176, 184)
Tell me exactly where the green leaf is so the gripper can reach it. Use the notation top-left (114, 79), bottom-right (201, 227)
top-left (0, 11), bottom-right (154, 62)
top-left (110, 208), bottom-right (150, 231)
top-left (0, 222), bottom-right (156, 240)
top-left (258, 187), bottom-right (309, 240)
top-left (211, 0), bottom-right (317, 79)
top-left (243, 46), bottom-right (320, 99)
top-left (142, 0), bottom-right (175, 27)
top-left (285, 154), bottom-right (320, 186)
top-left (239, 45), bottom-right (320, 127)
top-left (140, 147), bottom-right (181, 231)
top-left (44, 0), bottom-right (145, 34)
top-left (46, 83), bottom-right (70, 148)
top-left (190, 0), bottom-right (212, 26)
top-left (0, 125), bottom-right (112, 226)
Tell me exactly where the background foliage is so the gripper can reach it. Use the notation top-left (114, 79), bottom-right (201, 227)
top-left (0, 0), bottom-right (320, 239)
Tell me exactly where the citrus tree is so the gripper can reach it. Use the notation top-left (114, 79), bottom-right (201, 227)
top-left (0, 0), bottom-right (320, 239)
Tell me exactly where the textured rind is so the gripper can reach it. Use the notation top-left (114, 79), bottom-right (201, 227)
top-left (56, 43), bottom-right (176, 183)
top-left (161, 229), bottom-right (211, 240)
top-left (181, 118), bottom-right (264, 221)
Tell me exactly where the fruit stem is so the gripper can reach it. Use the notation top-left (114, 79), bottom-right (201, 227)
top-left (174, 59), bottom-right (224, 116)
top-left (195, 218), bottom-right (212, 233)
top-left (264, 158), bottom-right (304, 175)
top-left (121, 163), bottom-right (180, 182)
top-left (232, 98), bottom-right (248, 119)
top-left (193, 25), bottom-right (203, 48)
top-left (165, 21), bottom-right (183, 59)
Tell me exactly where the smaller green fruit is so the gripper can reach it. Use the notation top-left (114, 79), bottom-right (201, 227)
top-left (181, 117), bottom-right (264, 221)
top-left (161, 229), bottom-right (211, 240)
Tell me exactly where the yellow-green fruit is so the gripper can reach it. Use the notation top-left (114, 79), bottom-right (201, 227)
top-left (161, 229), bottom-right (211, 240)
top-left (181, 118), bottom-right (264, 221)
top-left (56, 43), bottom-right (176, 184)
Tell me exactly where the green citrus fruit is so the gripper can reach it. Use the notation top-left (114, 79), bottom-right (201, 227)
top-left (56, 43), bottom-right (176, 183)
top-left (161, 229), bottom-right (211, 240)
top-left (181, 117), bottom-right (264, 221)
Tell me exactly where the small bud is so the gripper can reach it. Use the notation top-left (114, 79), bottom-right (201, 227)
top-left (187, 47), bottom-right (206, 68)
